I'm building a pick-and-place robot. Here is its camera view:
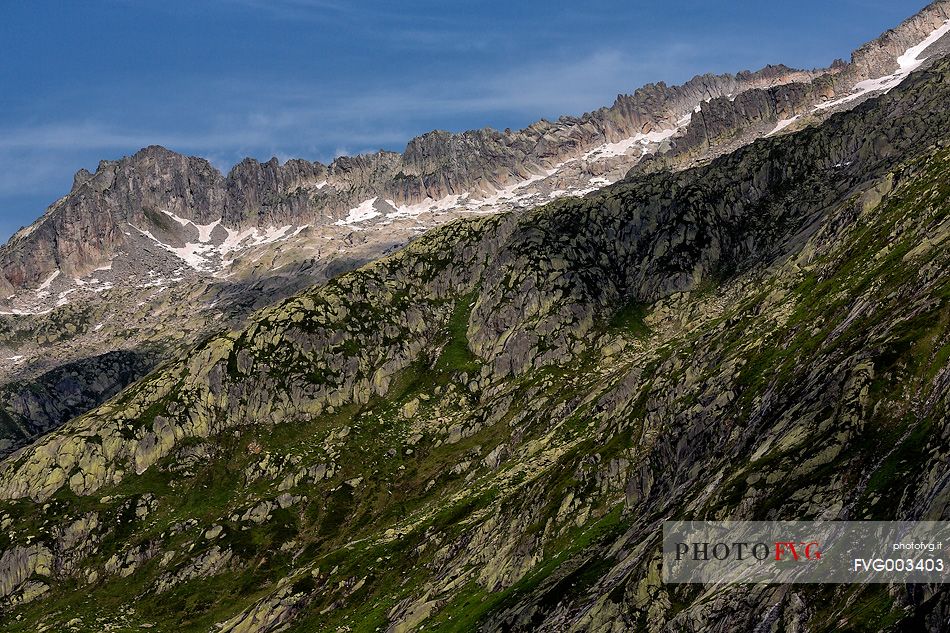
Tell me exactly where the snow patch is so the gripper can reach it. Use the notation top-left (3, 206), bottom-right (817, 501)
top-left (56, 288), bottom-right (77, 306)
top-left (584, 137), bottom-right (642, 160)
top-left (132, 224), bottom-right (215, 271)
top-left (132, 219), bottom-right (299, 272)
top-left (816, 19), bottom-right (950, 111)
top-left (161, 210), bottom-right (191, 227)
top-left (0, 307), bottom-right (55, 316)
top-left (385, 194), bottom-right (463, 220)
top-left (37, 270), bottom-right (60, 291)
top-left (161, 210), bottom-right (222, 243)
top-left (897, 19), bottom-right (950, 73)
top-left (195, 220), bottom-right (221, 242)
top-left (468, 168), bottom-right (558, 211)
top-left (336, 198), bottom-right (381, 225)
top-left (582, 123), bottom-right (685, 161)
top-left (768, 115), bottom-right (801, 136)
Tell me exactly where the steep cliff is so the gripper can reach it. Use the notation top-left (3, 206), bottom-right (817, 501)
top-left (0, 3), bottom-right (947, 468)
top-left (4, 2), bottom-right (949, 297)
top-left (0, 48), bottom-right (948, 632)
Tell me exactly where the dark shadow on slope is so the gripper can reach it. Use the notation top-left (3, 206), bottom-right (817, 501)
top-left (0, 349), bottom-right (155, 456)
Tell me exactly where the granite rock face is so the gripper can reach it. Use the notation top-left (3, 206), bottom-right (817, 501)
top-left (0, 147), bottom-right (223, 289)
top-left (0, 8), bottom-right (881, 456)
top-left (0, 5), bottom-right (949, 631)
top-left (4, 8), bottom-right (938, 293)
top-left (0, 51), bottom-right (949, 632)
top-left (0, 6), bottom-right (945, 452)
top-left (0, 350), bottom-right (153, 457)
top-left (637, 0), bottom-right (950, 173)
top-left (3, 3), bottom-right (948, 297)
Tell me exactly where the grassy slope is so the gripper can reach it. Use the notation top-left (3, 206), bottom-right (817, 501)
top-left (2, 70), bottom-right (950, 632)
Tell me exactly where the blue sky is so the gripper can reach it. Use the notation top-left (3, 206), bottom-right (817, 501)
top-left (0, 0), bottom-right (928, 240)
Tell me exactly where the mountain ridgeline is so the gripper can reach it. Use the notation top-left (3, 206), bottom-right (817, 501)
top-left (0, 42), bottom-right (949, 633)
top-left (0, 2), bottom-right (948, 476)
top-left (1, 1), bottom-right (948, 294)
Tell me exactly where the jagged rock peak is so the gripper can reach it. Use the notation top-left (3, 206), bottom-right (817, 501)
top-left (2, 1), bottom-right (949, 294)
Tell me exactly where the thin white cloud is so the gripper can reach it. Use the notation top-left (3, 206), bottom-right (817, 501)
top-left (0, 43), bottom-right (704, 202)
top-left (0, 122), bottom-right (257, 152)
top-left (0, 151), bottom-right (77, 197)
top-left (213, 0), bottom-right (457, 27)
top-left (209, 44), bottom-right (702, 134)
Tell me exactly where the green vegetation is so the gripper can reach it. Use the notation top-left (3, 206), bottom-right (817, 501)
top-left (608, 299), bottom-right (651, 338)
top-left (4, 65), bottom-right (950, 633)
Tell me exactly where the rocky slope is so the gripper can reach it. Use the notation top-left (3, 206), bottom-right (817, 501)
top-left (0, 218), bottom-right (413, 457)
top-left (0, 56), bottom-right (829, 293)
top-left (3, 2), bottom-right (948, 294)
top-left (0, 351), bottom-right (153, 456)
top-left (0, 2), bottom-right (947, 462)
top-left (638, 0), bottom-right (950, 174)
top-left (0, 43), bottom-right (949, 632)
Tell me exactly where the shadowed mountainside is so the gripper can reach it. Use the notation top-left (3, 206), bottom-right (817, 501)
top-left (0, 51), bottom-right (948, 632)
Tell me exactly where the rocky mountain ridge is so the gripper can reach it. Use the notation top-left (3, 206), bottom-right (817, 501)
top-left (639, 1), bottom-right (950, 173)
top-left (0, 0), bottom-right (947, 468)
top-left (3, 2), bottom-right (949, 298)
top-left (0, 39), bottom-right (948, 632)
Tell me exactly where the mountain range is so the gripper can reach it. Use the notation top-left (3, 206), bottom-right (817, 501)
top-left (1, 2), bottom-right (950, 632)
